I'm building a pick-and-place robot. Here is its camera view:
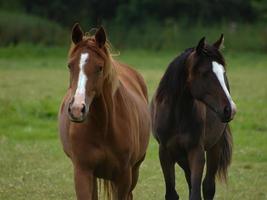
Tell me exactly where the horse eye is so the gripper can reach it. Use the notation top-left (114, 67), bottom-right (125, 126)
top-left (98, 66), bottom-right (103, 72)
top-left (67, 64), bottom-right (72, 69)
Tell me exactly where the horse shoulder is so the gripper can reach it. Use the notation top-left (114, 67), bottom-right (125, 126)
top-left (151, 96), bottom-right (173, 144)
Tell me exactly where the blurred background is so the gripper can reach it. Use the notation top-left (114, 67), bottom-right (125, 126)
top-left (0, 0), bottom-right (267, 50)
top-left (0, 1), bottom-right (267, 200)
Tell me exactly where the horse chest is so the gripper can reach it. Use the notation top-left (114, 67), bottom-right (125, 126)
top-left (167, 128), bottom-right (202, 151)
top-left (204, 108), bottom-right (226, 149)
top-left (94, 146), bottom-right (131, 180)
top-left (70, 127), bottom-right (133, 179)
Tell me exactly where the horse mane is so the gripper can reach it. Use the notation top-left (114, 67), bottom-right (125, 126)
top-left (156, 48), bottom-right (194, 102)
top-left (156, 44), bottom-right (226, 103)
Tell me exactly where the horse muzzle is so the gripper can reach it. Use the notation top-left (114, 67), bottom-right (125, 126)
top-left (68, 99), bottom-right (87, 123)
top-left (67, 92), bottom-right (95, 123)
top-left (221, 101), bottom-right (237, 123)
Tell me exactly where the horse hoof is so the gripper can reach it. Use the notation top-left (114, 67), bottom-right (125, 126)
top-left (165, 191), bottom-right (179, 200)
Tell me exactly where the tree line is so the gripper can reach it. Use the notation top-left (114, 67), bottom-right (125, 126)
top-left (1, 0), bottom-right (266, 27)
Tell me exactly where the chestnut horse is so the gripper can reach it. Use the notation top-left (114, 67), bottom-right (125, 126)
top-left (151, 35), bottom-right (237, 200)
top-left (58, 24), bottom-right (150, 200)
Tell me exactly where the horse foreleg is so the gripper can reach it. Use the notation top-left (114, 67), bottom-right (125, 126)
top-left (188, 146), bottom-right (205, 200)
top-left (202, 143), bottom-right (220, 200)
top-left (128, 157), bottom-right (144, 200)
top-left (92, 176), bottom-right (98, 200)
top-left (159, 145), bottom-right (179, 200)
top-left (128, 167), bottom-right (138, 200)
top-left (177, 157), bottom-right (191, 198)
top-left (115, 168), bottom-right (132, 200)
top-left (74, 165), bottom-right (94, 200)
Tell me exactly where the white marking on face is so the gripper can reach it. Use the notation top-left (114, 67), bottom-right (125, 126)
top-left (74, 53), bottom-right (89, 102)
top-left (212, 61), bottom-right (237, 118)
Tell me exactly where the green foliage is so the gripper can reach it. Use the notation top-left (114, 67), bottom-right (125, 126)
top-left (105, 20), bottom-right (267, 52)
top-left (20, 0), bottom-right (118, 26)
top-left (0, 11), bottom-right (68, 46)
top-left (251, 0), bottom-right (267, 22)
top-left (1, 1), bottom-right (267, 51)
top-left (114, 0), bottom-right (256, 26)
top-left (2, 0), bottom-right (264, 26)
top-left (17, 0), bottom-right (258, 26)
top-left (0, 11), bottom-right (267, 52)
top-left (0, 0), bottom-right (24, 11)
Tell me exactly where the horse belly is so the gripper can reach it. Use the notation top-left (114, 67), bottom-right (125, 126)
top-left (137, 107), bottom-right (150, 158)
top-left (150, 97), bottom-right (173, 145)
top-left (133, 97), bottom-right (150, 163)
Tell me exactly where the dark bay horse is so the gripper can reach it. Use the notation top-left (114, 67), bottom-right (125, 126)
top-left (151, 35), bottom-right (237, 200)
top-left (58, 24), bottom-right (150, 200)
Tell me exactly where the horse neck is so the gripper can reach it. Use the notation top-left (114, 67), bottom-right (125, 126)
top-left (174, 88), bottom-right (194, 114)
top-left (173, 88), bottom-right (206, 135)
top-left (104, 57), bottom-right (119, 95)
top-left (171, 60), bottom-right (195, 116)
top-left (89, 59), bottom-right (120, 134)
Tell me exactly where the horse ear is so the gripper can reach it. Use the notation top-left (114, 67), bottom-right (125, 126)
top-left (196, 37), bottom-right (205, 55)
top-left (95, 26), bottom-right (106, 48)
top-left (213, 34), bottom-right (224, 50)
top-left (72, 23), bottom-right (84, 44)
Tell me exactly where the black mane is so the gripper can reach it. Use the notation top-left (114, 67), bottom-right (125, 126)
top-left (156, 48), bottom-right (194, 102)
top-left (156, 45), bottom-right (225, 102)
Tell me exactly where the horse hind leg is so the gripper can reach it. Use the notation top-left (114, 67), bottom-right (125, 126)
top-left (159, 145), bottom-right (179, 200)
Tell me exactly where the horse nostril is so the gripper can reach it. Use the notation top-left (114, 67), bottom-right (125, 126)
top-left (81, 104), bottom-right (86, 114)
top-left (68, 98), bottom-right (74, 112)
top-left (223, 106), bottom-right (231, 118)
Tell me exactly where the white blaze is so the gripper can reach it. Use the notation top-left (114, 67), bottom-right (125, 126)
top-left (212, 61), bottom-right (236, 117)
top-left (74, 53), bottom-right (89, 102)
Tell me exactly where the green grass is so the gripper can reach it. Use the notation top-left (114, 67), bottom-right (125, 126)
top-left (0, 46), bottom-right (267, 199)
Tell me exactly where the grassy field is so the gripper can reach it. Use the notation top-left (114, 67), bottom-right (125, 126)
top-left (0, 46), bottom-right (267, 200)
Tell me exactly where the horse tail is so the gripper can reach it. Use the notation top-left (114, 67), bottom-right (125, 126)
top-left (217, 125), bottom-right (233, 183)
top-left (98, 179), bottom-right (116, 199)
